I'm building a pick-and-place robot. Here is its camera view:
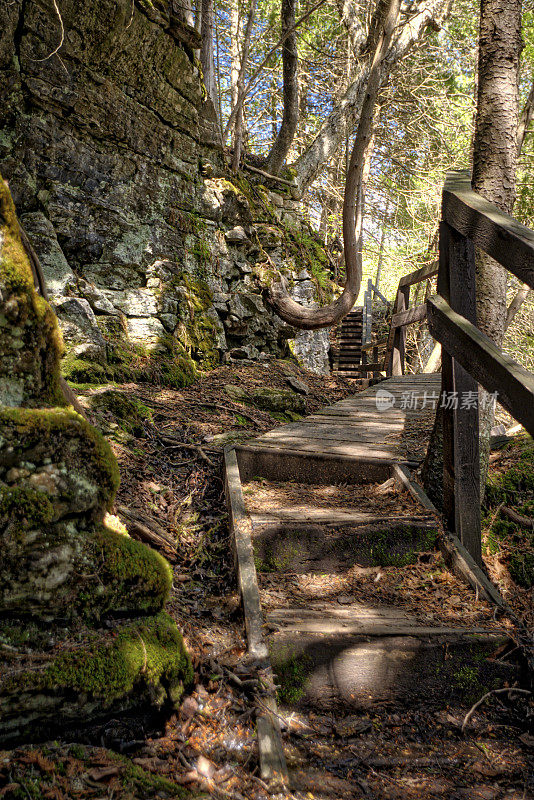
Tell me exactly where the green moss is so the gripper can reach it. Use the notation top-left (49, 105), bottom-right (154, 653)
top-left (0, 486), bottom-right (54, 527)
top-left (272, 649), bottom-right (312, 705)
top-left (0, 177), bottom-right (34, 294)
top-left (90, 389), bottom-right (153, 435)
top-left (508, 552), bottom-right (534, 588)
top-left (483, 437), bottom-right (533, 587)
top-left (485, 440), bottom-right (534, 504)
top-left (0, 406), bottom-right (120, 509)
top-left (167, 272), bottom-right (219, 371)
top-left (8, 613), bottom-right (192, 705)
top-left (158, 342), bottom-right (198, 388)
top-left (248, 387), bottom-right (306, 415)
top-left (61, 356), bottom-right (108, 384)
top-left (368, 526), bottom-right (438, 567)
top-left (113, 754), bottom-right (192, 798)
top-left (0, 176), bottom-right (64, 405)
top-left (84, 524), bottom-right (173, 617)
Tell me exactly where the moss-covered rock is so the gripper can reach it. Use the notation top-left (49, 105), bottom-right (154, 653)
top-left (90, 389), bottom-right (153, 435)
top-left (249, 387), bottom-right (306, 414)
top-left (171, 271), bottom-right (221, 370)
top-left (0, 613), bottom-right (192, 745)
top-left (1, 501), bottom-right (172, 618)
top-left (0, 177), bottom-right (65, 407)
top-left (0, 176), bottom-right (192, 741)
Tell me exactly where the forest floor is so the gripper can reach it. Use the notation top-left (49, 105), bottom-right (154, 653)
top-left (1, 360), bottom-right (533, 800)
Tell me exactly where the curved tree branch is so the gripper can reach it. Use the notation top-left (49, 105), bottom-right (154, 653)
top-left (265, 0), bottom-right (401, 330)
top-left (291, 0), bottom-right (452, 193)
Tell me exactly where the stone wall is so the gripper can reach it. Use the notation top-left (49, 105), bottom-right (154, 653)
top-left (0, 0), bottom-right (331, 379)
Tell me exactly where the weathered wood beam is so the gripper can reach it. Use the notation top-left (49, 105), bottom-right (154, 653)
top-left (438, 222), bottom-right (481, 565)
top-left (361, 337), bottom-right (388, 352)
top-left (398, 262), bottom-right (438, 288)
top-left (427, 294), bottom-right (534, 436)
top-left (443, 170), bottom-right (534, 289)
top-left (391, 302), bottom-right (427, 329)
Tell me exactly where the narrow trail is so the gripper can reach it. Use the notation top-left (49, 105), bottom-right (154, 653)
top-left (227, 375), bottom-right (530, 798)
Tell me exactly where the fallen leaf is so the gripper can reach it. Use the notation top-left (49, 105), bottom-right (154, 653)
top-left (520, 732), bottom-right (534, 748)
top-left (180, 696), bottom-right (199, 718)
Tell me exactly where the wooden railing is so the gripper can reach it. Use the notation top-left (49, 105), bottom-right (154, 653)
top-left (383, 261), bottom-right (437, 376)
top-left (426, 170), bottom-right (534, 564)
top-left (356, 260), bottom-right (437, 377)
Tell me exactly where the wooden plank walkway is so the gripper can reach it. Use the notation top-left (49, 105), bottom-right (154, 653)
top-left (226, 373), bottom-right (514, 793)
top-left (236, 373), bottom-right (442, 483)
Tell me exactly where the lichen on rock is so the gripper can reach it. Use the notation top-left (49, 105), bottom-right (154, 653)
top-left (0, 175), bottom-right (191, 745)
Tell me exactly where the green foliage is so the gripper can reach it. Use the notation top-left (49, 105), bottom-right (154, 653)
top-left (273, 649), bottom-right (312, 705)
top-left (484, 438), bottom-right (534, 588)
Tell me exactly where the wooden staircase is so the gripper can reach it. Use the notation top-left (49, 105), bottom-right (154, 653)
top-left (330, 307), bottom-right (363, 377)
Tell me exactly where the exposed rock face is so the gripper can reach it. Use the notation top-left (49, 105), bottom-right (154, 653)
top-left (0, 177), bottom-right (192, 744)
top-left (0, 0), bottom-right (331, 380)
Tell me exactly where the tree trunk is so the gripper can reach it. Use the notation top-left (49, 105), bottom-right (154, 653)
top-left (266, 0), bottom-right (400, 330)
top-left (230, 0), bottom-right (240, 141)
top-left (264, 0), bottom-right (299, 175)
top-left (422, 0), bottom-right (522, 508)
top-left (231, 0), bottom-right (258, 170)
top-left (472, 0), bottom-right (522, 489)
top-left (200, 0), bottom-right (218, 112)
top-left (291, 0), bottom-right (452, 193)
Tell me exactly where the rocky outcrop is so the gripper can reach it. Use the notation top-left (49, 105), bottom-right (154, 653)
top-left (0, 0), bottom-right (331, 380)
top-left (0, 177), bottom-right (192, 744)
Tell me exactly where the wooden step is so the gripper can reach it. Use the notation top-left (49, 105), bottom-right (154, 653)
top-left (268, 623), bottom-right (513, 710)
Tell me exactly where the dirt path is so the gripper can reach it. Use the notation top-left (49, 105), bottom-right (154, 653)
top-left (1, 364), bottom-right (532, 800)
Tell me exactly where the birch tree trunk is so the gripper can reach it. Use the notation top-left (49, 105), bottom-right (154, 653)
top-left (200, 0), bottom-right (219, 112)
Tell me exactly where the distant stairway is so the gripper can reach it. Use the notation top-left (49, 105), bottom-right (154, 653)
top-left (330, 307), bottom-right (363, 377)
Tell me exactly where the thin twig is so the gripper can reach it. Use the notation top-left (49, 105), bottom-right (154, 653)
top-left (159, 438), bottom-right (216, 467)
top-left (461, 687), bottom-right (531, 734)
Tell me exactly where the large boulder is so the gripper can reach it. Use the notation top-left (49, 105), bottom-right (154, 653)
top-left (0, 176), bottom-right (192, 745)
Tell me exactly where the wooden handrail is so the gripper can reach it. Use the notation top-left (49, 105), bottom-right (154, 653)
top-left (382, 265), bottom-right (436, 376)
top-left (361, 336), bottom-right (388, 352)
top-left (428, 170), bottom-right (534, 566)
top-left (427, 296), bottom-right (534, 436)
top-left (442, 170), bottom-right (534, 287)
top-left (391, 302), bottom-right (427, 329)
top-left (398, 262), bottom-right (438, 288)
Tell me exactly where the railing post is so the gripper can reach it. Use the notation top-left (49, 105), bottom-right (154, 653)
top-left (365, 278), bottom-right (373, 345)
top-left (438, 221), bottom-right (482, 565)
top-left (388, 285), bottom-right (409, 376)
